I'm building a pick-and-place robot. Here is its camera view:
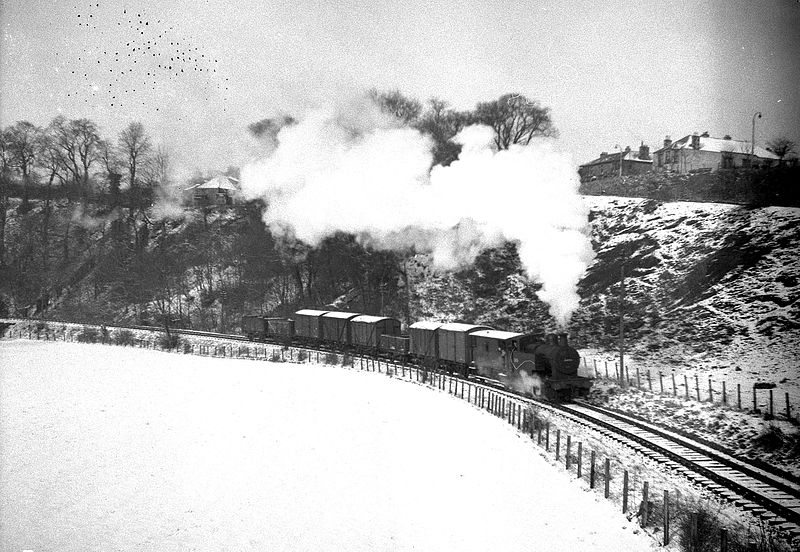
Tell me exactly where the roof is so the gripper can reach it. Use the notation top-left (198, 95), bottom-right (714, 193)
top-left (186, 175), bottom-right (240, 192)
top-left (351, 315), bottom-right (398, 324)
top-left (653, 135), bottom-right (780, 160)
top-left (322, 311), bottom-right (361, 320)
top-left (294, 309), bottom-right (329, 317)
top-left (409, 321), bottom-right (443, 331)
top-left (580, 148), bottom-right (653, 168)
top-left (471, 330), bottom-right (526, 341)
top-left (438, 322), bottom-right (493, 333)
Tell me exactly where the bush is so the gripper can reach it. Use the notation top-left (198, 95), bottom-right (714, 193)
top-left (158, 333), bottom-right (181, 350)
top-left (297, 349), bottom-right (308, 362)
top-left (324, 352), bottom-right (339, 365)
top-left (114, 329), bottom-right (135, 346)
top-left (76, 327), bottom-right (99, 343)
top-left (270, 349), bottom-right (283, 362)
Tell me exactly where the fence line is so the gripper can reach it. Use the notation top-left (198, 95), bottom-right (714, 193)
top-left (583, 354), bottom-right (796, 422)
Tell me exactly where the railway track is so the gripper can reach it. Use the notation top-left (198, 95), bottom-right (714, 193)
top-left (5, 318), bottom-right (800, 537)
top-left (559, 401), bottom-right (800, 536)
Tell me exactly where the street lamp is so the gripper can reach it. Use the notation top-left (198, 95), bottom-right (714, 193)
top-left (751, 111), bottom-right (762, 158)
top-left (614, 144), bottom-right (624, 177)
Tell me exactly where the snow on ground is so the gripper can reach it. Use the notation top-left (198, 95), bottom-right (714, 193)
top-left (0, 340), bottom-right (657, 552)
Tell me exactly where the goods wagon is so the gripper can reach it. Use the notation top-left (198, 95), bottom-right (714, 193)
top-left (242, 315), bottom-right (267, 340)
top-left (437, 322), bottom-right (492, 368)
top-left (409, 321), bottom-right (441, 361)
top-left (320, 311), bottom-right (360, 345)
top-left (380, 334), bottom-right (410, 357)
top-left (294, 309), bottom-right (329, 341)
top-left (267, 318), bottom-right (295, 342)
top-left (351, 315), bottom-right (401, 350)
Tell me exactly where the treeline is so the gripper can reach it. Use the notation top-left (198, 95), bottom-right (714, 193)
top-left (1, 90), bottom-right (564, 333)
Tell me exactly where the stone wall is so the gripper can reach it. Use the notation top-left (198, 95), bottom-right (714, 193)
top-left (578, 166), bottom-right (800, 207)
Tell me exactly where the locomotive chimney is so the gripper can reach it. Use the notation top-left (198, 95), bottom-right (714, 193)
top-left (547, 334), bottom-right (558, 345)
top-left (556, 333), bottom-right (569, 347)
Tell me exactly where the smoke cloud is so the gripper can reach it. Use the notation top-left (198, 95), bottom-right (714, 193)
top-left (240, 97), bottom-right (594, 326)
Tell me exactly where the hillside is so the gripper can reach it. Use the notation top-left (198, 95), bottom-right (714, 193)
top-left (2, 196), bottom-right (798, 386)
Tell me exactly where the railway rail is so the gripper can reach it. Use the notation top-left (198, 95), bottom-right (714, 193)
top-left (4, 317), bottom-right (800, 538)
top-left (559, 402), bottom-right (800, 536)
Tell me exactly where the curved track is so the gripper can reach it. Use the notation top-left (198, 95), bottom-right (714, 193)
top-left (559, 401), bottom-right (800, 535)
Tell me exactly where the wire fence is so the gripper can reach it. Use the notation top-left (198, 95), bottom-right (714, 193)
top-left (582, 355), bottom-right (797, 423)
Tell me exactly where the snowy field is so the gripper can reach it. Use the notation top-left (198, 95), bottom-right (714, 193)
top-left (0, 340), bottom-right (656, 551)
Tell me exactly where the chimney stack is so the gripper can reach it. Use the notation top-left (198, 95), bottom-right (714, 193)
top-left (691, 133), bottom-right (700, 149)
top-left (664, 135), bottom-right (672, 148)
top-left (638, 142), bottom-right (650, 160)
top-left (700, 131), bottom-right (710, 137)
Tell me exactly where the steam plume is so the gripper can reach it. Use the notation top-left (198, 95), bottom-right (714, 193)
top-left (240, 98), bottom-right (594, 326)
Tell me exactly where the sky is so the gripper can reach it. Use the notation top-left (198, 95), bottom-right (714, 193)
top-left (1, 0), bottom-right (798, 179)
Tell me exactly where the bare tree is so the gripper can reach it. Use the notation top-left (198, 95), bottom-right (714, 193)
top-left (118, 122), bottom-right (152, 191)
top-left (474, 93), bottom-right (557, 150)
top-left (368, 88), bottom-right (423, 125)
top-left (417, 97), bottom-right (472, 166)
top-left (0, 128), bottom-right (14, 265)
top-left (48, 116), bottom-right (102, 198)
top-left (766, 137), bottom-right (797, 161)
top-left (5, 121), bottom-right (42, 211)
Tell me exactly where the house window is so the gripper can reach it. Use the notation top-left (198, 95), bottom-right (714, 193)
top-left (721, 152), bottom-right (734, 169)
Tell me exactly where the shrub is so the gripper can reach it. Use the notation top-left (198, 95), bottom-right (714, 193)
top-left (158, 333), bottom-right (181, 350)
top-left (114, 329), bottom-right (135, 346)
top-left (324, 352), bottom-right (339, 365)
top-left (76, 327), bottom-right (99, 343)
top-left (753, 424), bottom-right (784, 452)
top-left (270, 349), bottom-right (283, 362)
top-left (297, 349), bottom-right (308, 362)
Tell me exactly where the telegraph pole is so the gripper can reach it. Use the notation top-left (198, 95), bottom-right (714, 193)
top-left (619, 263), bottom-right (625, 387)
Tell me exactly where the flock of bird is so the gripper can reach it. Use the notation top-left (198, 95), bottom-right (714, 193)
top-left (62, 3), bottom-right (229, 113)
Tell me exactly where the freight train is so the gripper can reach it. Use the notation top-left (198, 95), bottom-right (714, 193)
top-left (241, 310), bottom-right (591, 401)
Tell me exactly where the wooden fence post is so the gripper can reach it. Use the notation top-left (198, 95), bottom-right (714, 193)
top-left (708, 377), bottom-right (713, 402)
top-left (589, 451), bottom-right (596, 488)
top-left (663, 490), bottom-right (670, 546)
top-left (695, 374), bottom-right (701, 401)
top-left (546, 423), bottom-right (550, 451)
top-left (604, 361), bottom-right (608, 379)
top-left (647, 370), bottom-right (652, 391)
top-left (622, 470), bottom-right (629, 512)
top-left (753, 385), bottom-right (757, 412)
top-left (786, 392), bottom-right (792, 420)
top-left (566, 435), bottom-right (571, 469)
top-left (684, 374), bottom-right (689, 399)
top-left (722, 381), bottom-right (727, 405)
top-left (737, 383), bottom-right (741, 410)
top-left (659, 372), bottom-right (663, 394)
top-left (577, 442), bottom-right (583, 479)
top-left (672, 372), bottom-right (677, 396)
top-left (556, 430), bottom-right (561, 461)
top-left (604, 460), bottom-right (610, 499)
top-left (636, 368), bottom-right (641, 388)
top-left (769, 389), bottom-right (774, 417)
top-left (641, 481), bottom-right (649, 527)
top-left (720, 528), bottom-right (728, 552)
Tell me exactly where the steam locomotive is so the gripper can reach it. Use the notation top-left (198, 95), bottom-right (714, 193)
top-left (242, 310), bottom-right (592, 401)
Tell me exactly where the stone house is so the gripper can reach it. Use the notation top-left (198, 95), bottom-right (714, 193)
top-left (652, 133), bottom-right (780, 173)
top-left (578, 144), bottom-right (653, 182)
